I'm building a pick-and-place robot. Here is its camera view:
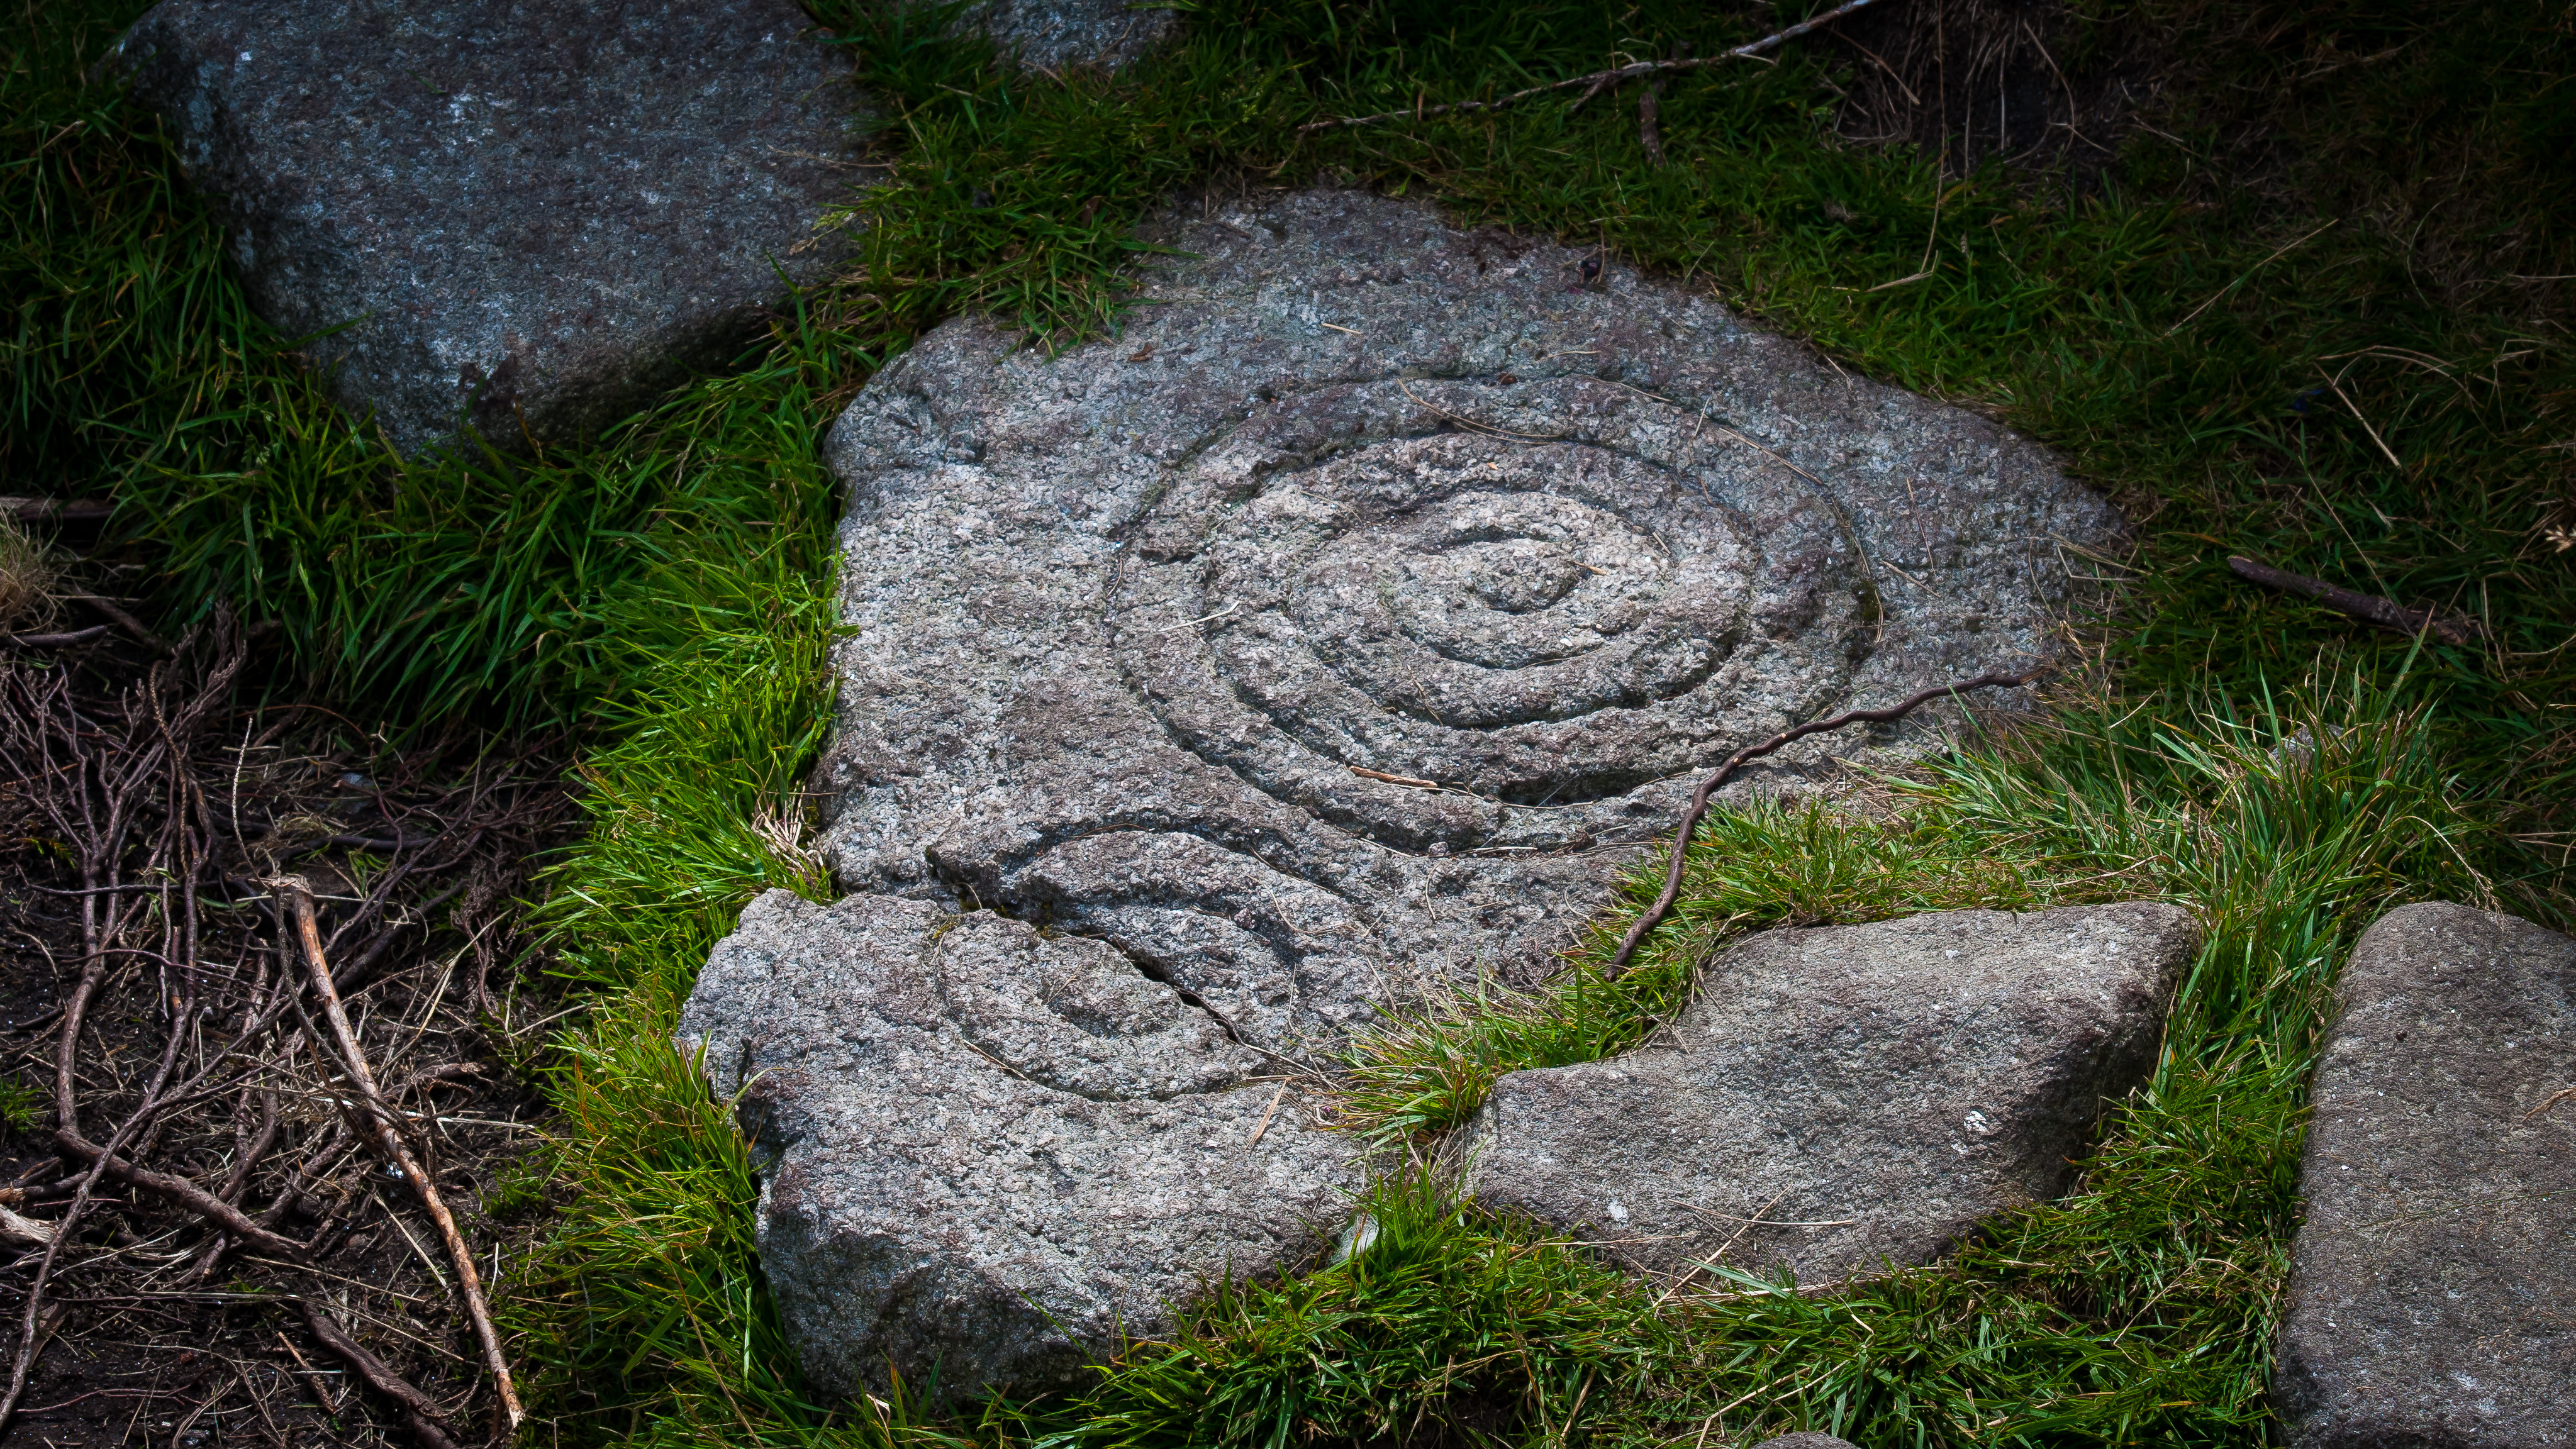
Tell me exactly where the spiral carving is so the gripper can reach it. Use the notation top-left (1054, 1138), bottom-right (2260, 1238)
top-left (1112, 377), bottom-right (1833, 856)
top-left (815, 192), bottom-right (2114, 1045)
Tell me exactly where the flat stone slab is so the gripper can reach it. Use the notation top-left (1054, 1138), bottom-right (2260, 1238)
top-left (813, 189), bottom-right (2123, 1063)
top-left (678, 889), bottom-right (1356, 1401)
top-left (114, 0), bottom-right (862, 455)
top-left (1461, 903), bottom-right (2199, 1282)
top-left (964, 0), bottom-right (1173, 70)
top-left (2275, 901), bottom-right (2576, 1446)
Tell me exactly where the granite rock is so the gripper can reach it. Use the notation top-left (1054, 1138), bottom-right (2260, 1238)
top-left (677, 889), bottom-right (1358, 1401)
top-left (814, 189), bottom-right (2125, 1065)
top-left (112, 0), bottom-right (863, 455)
top-left (957, 0), bottom-right (1174, 70)
top-left (1749, 1436), bottom-right (1862, 1449)
top-left (1461, 903), bottom-right (2199, 1281)
top-left (2274, 902), bottom-right (2576, 1447)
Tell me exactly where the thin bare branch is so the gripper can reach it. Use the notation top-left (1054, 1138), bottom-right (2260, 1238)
top-left (274, 878), bottom-right (525, 1435)
top-left (1298, 0), bottom-right (1884, 133)
top-left (1606, 663), bottom-right (2054, 977)
top-left (2227, 555), bottom-right (2482, 647)
top-left (299, 1301), bottom-right (464, 1449)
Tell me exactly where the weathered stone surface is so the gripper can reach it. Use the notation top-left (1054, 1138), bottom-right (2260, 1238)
top-left (677, 889), bottom-right (1358, 1400)
top-left (113, 0), bottom-right (862, 455)
top-left (2275, 902), bottom-right (2576, 1446)
top-left (959, 0), bottom-right (1173, 70)
top-left (1749, 1436), bottom-right (1861, 1449)
top-left (1461, 903), bottom-right (2199, 1282)
top-left (815, 189), bottom-right (2124, 1065)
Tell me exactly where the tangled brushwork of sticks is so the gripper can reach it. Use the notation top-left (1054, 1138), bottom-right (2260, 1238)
top-left (0, 611), bottom-right (568, 1448)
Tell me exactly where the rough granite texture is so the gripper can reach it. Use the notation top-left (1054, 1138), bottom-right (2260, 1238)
top-left (1750, 1437), bottom-right (1862, 1449)
top-left (2275, 902), bottom-right (2576, 1447)
top-left (815, 189), bottom-right (2126, 1064)
top-left (677, 889), bottom-right (1357, 1401)
top-left (957, 0), bottom-right (1173, 69)
top-left (1461, 903), bottom-right (2200, 1282)
top-left (112, 0), bottom-right (863, 455)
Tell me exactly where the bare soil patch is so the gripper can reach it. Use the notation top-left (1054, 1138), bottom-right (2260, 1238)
top-left (1, 618), bottom-right (571, 1447)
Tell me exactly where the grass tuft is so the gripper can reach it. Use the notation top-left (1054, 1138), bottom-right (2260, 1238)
top-left (1039, 1167), bottom-right (1683, 1449)
top-left (0, 514), bottom-right (59, 630)
top-left (1339, 794), bottom-right (2096, 1141)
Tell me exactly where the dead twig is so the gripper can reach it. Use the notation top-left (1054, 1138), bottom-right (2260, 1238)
top-left (0, 1206), bottom-right (55, 1247)
top-left (1638, 67), bottom-right (1670, 166)
top-left (6, 624), bottom-right (114, 649)
top-left (187, 1126), bottom-right (360, 1285)
top-left (1, 641), bottom-right (240, 1436)
top-left (65, 592), bottom-right (169, 651)
top-left (1606, 663), bottom-right (2051, 976)
top-left (220, 1089), bottom-right (287, 1207)
top-left (1, 495), bottom-right (113, 524)
top-left (2226, 555), bottom-right (2480, 647)
top-left (4, 609), bottom-right (556, 1443)
top-left (273, 877), bottom-right (524, 1435)
top-left (1298, 0), bottom-right (1884, 133)
top-left (2523, 1084), bottom-right (2576, 1122)
top-left (298, 1301), bottom-right (463, 1449)
top-left (49, 1130), bottom-right (311, 1258)
top-left (3, 992), bottom-right (196, 1435)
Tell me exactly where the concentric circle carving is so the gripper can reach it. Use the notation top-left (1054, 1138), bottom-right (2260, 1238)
top-left (1112, 380), bottom-right (1847, 855)
top-left (816, 191), bottom-right (2114, 1026)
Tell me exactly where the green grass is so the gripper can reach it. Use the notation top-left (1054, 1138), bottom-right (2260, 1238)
top-left (0, 1076), bottom-right (40, 1132)
top-left (505, 512), bottom-right (842, 1445)
top-left (1039, 1167), bottom-right (1690, 1449)
top-left (8, 0), bottom-right (2572, 1443)
top-left (1339, 794), bottom-right (2108, 1143)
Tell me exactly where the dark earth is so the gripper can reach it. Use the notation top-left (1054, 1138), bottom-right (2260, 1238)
top-left (3, 618), bottom-right (571, 1447)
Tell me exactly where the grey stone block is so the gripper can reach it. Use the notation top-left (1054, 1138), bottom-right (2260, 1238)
top-left (2275, 901), bottom-right (2576, 1447)
top-left (111, 0), bottom-right (864, 455)
top-left (813, 189), bottom-right (2126, 1065)
top-left (959, 0), bottom-right (1173, 70)
top-left (1461, 903), bottom-right (2200, 1282)
top-left (677, 889), bottom-right (1358, 1402)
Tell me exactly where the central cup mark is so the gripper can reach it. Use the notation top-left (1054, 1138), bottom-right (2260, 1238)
top-left (1452, 539), bottom-right (1590, 615)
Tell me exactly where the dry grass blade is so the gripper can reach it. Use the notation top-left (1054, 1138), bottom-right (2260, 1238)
top-left (0, 513), bottom-right (60, 632)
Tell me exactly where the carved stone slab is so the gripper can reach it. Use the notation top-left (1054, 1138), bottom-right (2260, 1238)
top-left (815, 189), bottom-right (2121, 1061)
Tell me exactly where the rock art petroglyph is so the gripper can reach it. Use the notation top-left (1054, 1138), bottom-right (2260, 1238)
top-left (811, 189), bottom-right (2122, 1059)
